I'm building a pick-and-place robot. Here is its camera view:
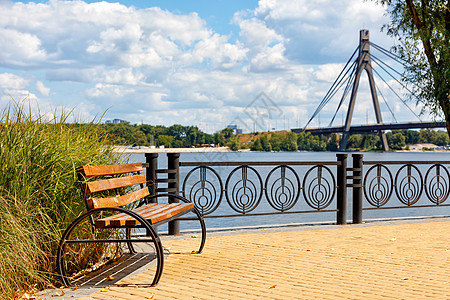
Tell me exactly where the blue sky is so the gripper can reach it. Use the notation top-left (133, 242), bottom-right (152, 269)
top-left (0, 0), bottom-right (429, 132)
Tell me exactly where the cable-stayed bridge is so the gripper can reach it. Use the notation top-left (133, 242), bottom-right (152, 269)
top-left (291, 30), bottom-right (446, 151)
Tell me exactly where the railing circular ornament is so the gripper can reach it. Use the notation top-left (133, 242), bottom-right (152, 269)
top-left (363, 164), bottom-right (393, 207)
top-left (182, 166), bottom-right (223, 215)
top-left (394, 164), bottom-right (423, 206)
top-left (424, 164), bottom-right (450, 205)
top-left (264, 165), bottom-right (300, 212)
top-left (225, 165), bottom-right (263, 214)
top-left (302, 165), bottom-right (336, 210)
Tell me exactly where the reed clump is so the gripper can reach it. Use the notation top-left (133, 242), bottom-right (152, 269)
top-left (0, 102), bottom-right (123, 298)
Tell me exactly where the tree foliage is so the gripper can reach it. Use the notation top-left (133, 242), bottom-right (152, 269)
top-left (376, 0), bottom-right (450, 135)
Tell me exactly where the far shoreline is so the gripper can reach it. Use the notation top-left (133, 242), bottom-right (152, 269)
top-left (114, 143), bottom-right (450, 154)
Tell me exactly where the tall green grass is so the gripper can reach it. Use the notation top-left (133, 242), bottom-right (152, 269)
top-left (0, 102), bottom-right (124, 298)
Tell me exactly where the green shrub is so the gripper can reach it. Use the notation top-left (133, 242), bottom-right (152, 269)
top-left (0, 102), bottom-right (124, 298)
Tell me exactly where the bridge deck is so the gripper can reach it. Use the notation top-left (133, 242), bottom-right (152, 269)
top-left (292, 121), bottom-right (446, 135)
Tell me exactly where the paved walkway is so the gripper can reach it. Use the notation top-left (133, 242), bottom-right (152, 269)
top-left (54, 220), bottom-right (450, 299)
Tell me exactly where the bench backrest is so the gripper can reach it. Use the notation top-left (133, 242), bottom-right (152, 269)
top-left (77, 163), bottom-right (149, 210)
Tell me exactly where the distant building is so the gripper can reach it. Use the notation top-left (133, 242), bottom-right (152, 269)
top-left (227, 124), bottom-right (242, 135)
top-left (105, 119), bottom-right (128, 124)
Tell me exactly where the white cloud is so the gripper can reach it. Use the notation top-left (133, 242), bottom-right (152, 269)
top-left (35, 81), bottom-right (50, 96)
top-left (0, 28), bottom-right (46, 66)
top-left (0, 73), bottom-right (29, 89)
top-left (314, 64), bottom-right (344, 82)
top-left (0, 0), bottom-right (424, 131)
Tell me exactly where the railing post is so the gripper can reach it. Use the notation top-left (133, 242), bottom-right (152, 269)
top-left (145, 153), bottom-right (158, 203)
top-left (336, 154), bottom-right (348, 225)
top-left (352, 154), bottom-right (363, 224)
top-left (167, 153), bottom-right (180, 235)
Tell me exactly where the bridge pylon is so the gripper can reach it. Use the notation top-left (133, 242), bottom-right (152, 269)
top-left (339, 30), bottom-right (389, 151)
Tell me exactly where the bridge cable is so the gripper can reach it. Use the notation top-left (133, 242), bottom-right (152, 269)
top-left (307, 60), bottom-right (356, 128)
top-left (369, 42), bottom-right (406, 64)
top-left (370, 42), bottom-right (425, 100)
top-left (317, 60), bottom-right (357, 114)
top-left (371, 54), bottom-right (403, 77)
top-left (304, 46), bottom-right (359, 129)
top-left (329, 62), bottom-right (358, 127)
top-left (311, 48), bottom-right (358, 118)
top-left (371, 55), bottom-right (422, 102)
top-left (374, 79), bottom-right (398, 123)
top-left (371, 66), bottom-right (422, 121)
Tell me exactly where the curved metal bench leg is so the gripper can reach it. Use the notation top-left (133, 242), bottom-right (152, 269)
top-left (56, 207), bottom-right (164, 287)
top-left (191, 206), bottom-right (206, 254)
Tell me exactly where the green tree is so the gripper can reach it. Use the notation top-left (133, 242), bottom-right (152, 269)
top-left (435, 130), bottom-right (450, 145)
top-left (260, 133), bottom-right (272, 151)
top-left (270, 132), bottom-right (283, 151)
top-left (326, 133), bottom-right (340, 151)
top-left (131, 130), bottom-right (147, 146)
top-left (376, 0), bottom-right (450, 136)
top-left (401, 129), bottom-right (420, 144)
top-left (347, 135), bottom-right (363, 150)
top-left (250, 138), bottom-right (263, 151)
top-left (283, 132), bottom-right (298, 151)
top-left (226, 136), bottom-right (240, 151)
top-left (221, 128), bottom-right (234, 139)
top-left (387, 131), bottom-right (406, 149)
top-left (158, 135), bottom-right (174, 147)
top-left (362, 135), bottom-right (380, 150)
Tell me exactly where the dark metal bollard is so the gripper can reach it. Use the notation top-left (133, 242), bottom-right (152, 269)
top-left (167, 153), bottom-right (180, 235)
top-left (145, 153), bottom-right (159, 203)
top-left (351, 154), bottom-right (363, 224)
top-left (336, 154), bottom-right (348, 225)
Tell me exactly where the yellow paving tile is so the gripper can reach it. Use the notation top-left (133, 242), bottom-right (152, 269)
top-left (85, 221), bottom-right (450, 299)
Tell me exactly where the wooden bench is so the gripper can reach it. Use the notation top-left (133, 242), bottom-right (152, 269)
top-left (56, 163), bottom-right (206, 287)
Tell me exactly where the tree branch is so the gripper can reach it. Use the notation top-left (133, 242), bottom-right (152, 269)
top-left (405, 0), bottom-right (438, 72)
top-left (446, 1), bottom-right (450, 42)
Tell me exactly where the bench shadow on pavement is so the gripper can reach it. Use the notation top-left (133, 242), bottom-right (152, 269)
top-left (38, 252), bottom-right (159, 299)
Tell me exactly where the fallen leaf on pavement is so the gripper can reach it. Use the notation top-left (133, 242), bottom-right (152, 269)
top-left (53, 290), bottom-right (65, 297)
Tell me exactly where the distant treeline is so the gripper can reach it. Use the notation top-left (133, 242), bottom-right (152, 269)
top-left (248, 129), bottom-right (449, 151)
top-left (88, 122), bottom-right (449, 151)
top-left (97, 123), bottom-right (236, 148)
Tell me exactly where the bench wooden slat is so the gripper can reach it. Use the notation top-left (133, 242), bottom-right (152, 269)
top-left (140, 203), bottom-right (194, 225)
top-left (83, 174), bottom-right (146, 194)
top-left (94, 203), bottom-right (159, 227)
top-left (87, 187), bottom-right (150, 209)
top-left (79, 163), bottom-right (143, 178)
top-left (112, 204), bottom-right (175, 227)
top-left (107, 204), bottom-right (172, 227)
top-left (95, 203), bottom-right (194, 227)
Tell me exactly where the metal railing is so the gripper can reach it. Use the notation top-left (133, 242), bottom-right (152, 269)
top-left (360, 158), bottom-right (450, 219)
top-left (143, 153), bottom-right (450, 235)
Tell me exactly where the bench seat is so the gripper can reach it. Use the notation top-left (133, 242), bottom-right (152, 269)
top-left (95, 203), bottom-right (194, 227)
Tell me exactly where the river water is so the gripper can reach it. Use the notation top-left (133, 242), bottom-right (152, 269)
top-left (127, 151), bottom-right (450, 230)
